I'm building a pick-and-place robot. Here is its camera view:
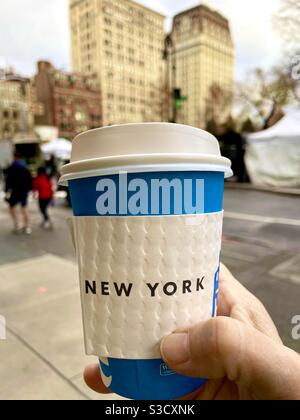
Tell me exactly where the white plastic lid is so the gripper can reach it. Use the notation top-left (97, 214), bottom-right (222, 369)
top-left (59, 123), bottom-right (232, 184)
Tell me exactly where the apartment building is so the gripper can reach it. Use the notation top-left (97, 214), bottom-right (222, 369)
top-left (69, 0), bottom-right (166, 126)
top-left (170, 5), bottom-right (235, 128)
top-left (0, 74), bottom-right (36, 140)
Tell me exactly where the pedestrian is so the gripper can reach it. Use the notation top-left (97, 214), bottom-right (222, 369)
top-left (33, 167), bottom-right (54, 230)
top-left (4, 152), bottom-right (32, 234)
top-left (45, 154), bottom-right (57, 179)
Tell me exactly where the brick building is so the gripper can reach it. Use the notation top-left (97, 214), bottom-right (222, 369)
top-left (35, 61), bottom-right (102, 139)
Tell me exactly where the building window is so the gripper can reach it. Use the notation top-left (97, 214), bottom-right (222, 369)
top-left (75, 106), bottom-right (87, 123)
top-left (3, 123), bottom-right (10, 133)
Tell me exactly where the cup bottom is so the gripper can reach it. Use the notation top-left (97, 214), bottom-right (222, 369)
top-left (99, 358), bottom-right (206, 400)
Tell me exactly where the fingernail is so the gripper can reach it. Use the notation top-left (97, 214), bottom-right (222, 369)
top-left (161, 333), bottom-right (189, 364)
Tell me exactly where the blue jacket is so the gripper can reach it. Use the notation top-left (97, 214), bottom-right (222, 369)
top-left (4, 160), bottom-right (32, 194)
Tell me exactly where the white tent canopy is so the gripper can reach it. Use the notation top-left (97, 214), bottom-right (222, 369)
top-left (41, 138), bottom-right (72, 161)
top-left (245, 111), bottom-right (300, 187)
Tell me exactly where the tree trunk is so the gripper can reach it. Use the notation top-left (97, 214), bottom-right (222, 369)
top-left (263, 102), bottom-right (277, 129)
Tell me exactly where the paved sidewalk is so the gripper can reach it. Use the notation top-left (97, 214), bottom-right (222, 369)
top-left (0, 254), bottom-right (123, 400)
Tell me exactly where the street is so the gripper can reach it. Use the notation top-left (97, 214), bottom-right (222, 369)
top-left (0, 187), bottom-right (299, 400)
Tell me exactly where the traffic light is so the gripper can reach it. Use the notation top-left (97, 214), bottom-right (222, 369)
top-left (174, 89), bottom-right (187, 110)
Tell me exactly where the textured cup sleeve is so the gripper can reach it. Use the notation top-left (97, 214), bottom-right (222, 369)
top-left (72, 212), bottom-right (223, 360)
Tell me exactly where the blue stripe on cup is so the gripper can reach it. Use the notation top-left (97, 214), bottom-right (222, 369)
top-left (69, 171), bottom-right (224, 216)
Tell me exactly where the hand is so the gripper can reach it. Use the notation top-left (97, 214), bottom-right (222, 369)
top-left (84, 264), bottom-right (300, 400)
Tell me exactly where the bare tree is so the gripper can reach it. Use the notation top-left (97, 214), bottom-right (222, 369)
top-left (205, 83), bottom-right (233, 134)
top-left (237, 66), bottom-right (296, 130)
top-left (274, 0), bottom-right (300, 43)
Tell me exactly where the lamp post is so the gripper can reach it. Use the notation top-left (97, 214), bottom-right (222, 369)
top-left (163, 34), bottom-right (177, 123)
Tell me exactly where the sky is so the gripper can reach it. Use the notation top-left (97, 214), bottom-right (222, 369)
top-left (0, 0), bottom-right (284, 81)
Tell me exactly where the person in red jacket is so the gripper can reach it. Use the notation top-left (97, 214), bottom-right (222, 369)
top-left (33, 167), bottom-right (54, 229)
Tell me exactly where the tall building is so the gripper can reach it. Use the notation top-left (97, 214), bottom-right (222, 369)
top-left (170, 5), bottom-right (234, 129)
top-left (35, 61), bottom-right (102, 139)
top-left (69, 0), bottom-right (166, 126)
top-left (0, 73), bottom-right (36, 140)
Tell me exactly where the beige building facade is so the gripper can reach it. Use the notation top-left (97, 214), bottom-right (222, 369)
top-left (170, 5), bottom-right (234, 129)
top-left (69, 0), bottom-right (166, 126)
top-left (0, 75), bottom-right (36, 140)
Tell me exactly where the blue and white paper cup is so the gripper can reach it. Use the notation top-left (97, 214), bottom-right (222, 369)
top-left (60, 123), bottom-right (232, 400)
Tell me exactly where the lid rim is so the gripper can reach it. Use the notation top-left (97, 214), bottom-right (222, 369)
top-left (60, 153), bottom-right (231, 175)
top-left (59, 161), bottom-right (233, 186)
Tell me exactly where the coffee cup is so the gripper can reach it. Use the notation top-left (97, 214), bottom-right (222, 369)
top-left (60, 123), bottom-right (232, 400)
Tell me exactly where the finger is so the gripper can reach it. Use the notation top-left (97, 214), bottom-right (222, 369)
top-left (218, 263), bottom-right (259, 315)
top-left (217, 263), bottom-right (251, 316)
top-left (217, 264), bottom-right (281, 342)
top-left (161, 317), bottom-right (300, 400)
top-left (84, 364), bottom-right (112, 394)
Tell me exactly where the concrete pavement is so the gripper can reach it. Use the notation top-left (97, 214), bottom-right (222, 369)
top-left (0, 254), bottom-right (124, 400)
top-left (0, 188), bottom-right (299, 400)
top-left (223, 189), bottom-right (300, 351)
top-left (0, 198), bottom-right (124, 400)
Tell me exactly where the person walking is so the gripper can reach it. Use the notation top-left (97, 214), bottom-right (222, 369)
top-left (33, 167), bottom-right (54, 230)
top-left (4, 152), bottom-right (32, 234)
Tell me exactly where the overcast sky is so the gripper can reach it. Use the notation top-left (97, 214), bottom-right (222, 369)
top-left (0, 0), bottom-right (284, 80)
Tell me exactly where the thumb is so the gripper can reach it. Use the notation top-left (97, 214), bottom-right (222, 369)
top-left (160, 317), bottom-right (300, 400)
